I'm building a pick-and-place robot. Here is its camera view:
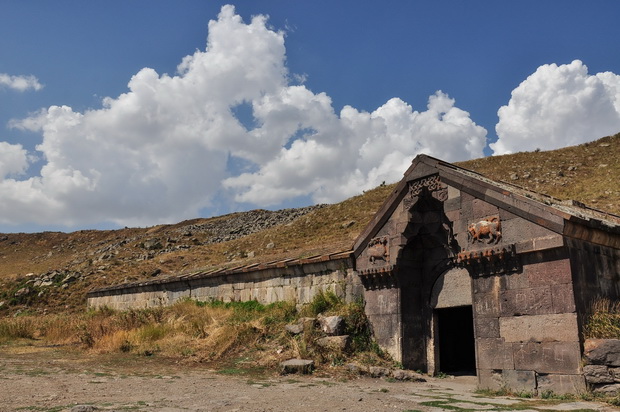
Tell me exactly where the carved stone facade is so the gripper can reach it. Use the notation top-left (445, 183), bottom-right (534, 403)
top-left (353, 154), bottom-right (620, 394)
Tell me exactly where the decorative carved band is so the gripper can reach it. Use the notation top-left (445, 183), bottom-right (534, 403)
top-left (368, 235), bottom-right (389, 264)
top-left (403, 174), bottom-right (448, 209)
top-left (455, 244), bottom-right (520, 277)
top-left (358, 265), bottom-right (398, 290)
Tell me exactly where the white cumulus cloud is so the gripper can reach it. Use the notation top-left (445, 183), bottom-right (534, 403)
top-left (1, 5), bottom-right (487, 228)
top-left (492, 60), bottom-right (620, 155)
top-left (0, 142), bottom-right (29, 179)
top-left (0, 73), bottom-right (43, 92)
top-left (225, 91), bottom-right (487, 206)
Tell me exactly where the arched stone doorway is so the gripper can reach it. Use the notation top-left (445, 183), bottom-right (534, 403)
top-left (429, 267), bottom-right (476, 375)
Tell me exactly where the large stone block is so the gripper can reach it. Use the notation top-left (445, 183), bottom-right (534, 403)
top-left (431, 267), bottom-right (472, 309)
top-left (474, 317), bottom-right (500, 338)
top-left (476, 338), bottom-right (514, 370)
top-left (499, 313), bottom-right (579, 343)
top-left (471, 198), bottom-right (499, 220)
top-left (364, 288), bottom-right (400, 316)
top-left (503, 271), bottom-right (529, 290)
top-left (474, 292), bottom-right (500, 317)
top-left (512, 341), bottom-right (581, 374)
top-left (473, 276), bottom-right (498, 294)
top-left (366, 313), bottom-right (400, 350)
top-left (550, 284), bottom-right (576, 313)
top-left (525, 259), bottom-right (572, 287)
top-left (584, 339), bottom-right (620, 367)
top-left (477, 369), bottom-right (503, 391)
top-left (536, 373), bottom-right (586, 394)
top-left (500, 287), bottom-right (553, 316)
top-left (502, 369), bottom-right (536, 393)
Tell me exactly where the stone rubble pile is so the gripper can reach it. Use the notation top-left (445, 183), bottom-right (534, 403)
top-left (14, 270), bottom-right (84, 299)
top-left (175, 205), bottom-right (326, 245)
top-left (279, 313), bottom-right (425, 381)
top-left (135, 204), bottom-right (326, 260)
top-left (583, 338), bottom-right (620, 394)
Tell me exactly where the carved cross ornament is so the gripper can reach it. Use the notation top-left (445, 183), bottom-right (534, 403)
top-left (403, 174), bottom-right (448, 209)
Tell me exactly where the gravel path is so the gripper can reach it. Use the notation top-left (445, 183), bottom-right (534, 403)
top-left (0, 346), bottom-right (615, 412)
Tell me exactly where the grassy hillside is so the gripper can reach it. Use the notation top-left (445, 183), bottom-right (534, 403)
top-left (457, 133), bottom-right (620, 215)
top-left (0, 133), bottom-right (618, 315)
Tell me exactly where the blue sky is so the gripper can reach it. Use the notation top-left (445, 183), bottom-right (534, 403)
top-left (1, 1), bottom-right (620, 232)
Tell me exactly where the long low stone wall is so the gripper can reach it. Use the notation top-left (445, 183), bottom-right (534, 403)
top-left (87, 257), bottom-right (362, 310)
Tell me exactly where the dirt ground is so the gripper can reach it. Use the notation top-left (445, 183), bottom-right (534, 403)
top-left (0, 345), bottom-right (617, 412)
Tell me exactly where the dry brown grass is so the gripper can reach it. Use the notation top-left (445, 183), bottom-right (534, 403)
top-left (0, 294), bottom-right (393, 375)
top-left (457, 133), bottom-right (620, 215)
top-left (583, 297), bottom-right (620, 339)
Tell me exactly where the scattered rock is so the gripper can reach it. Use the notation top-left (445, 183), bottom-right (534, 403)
top-left (391, 369), bottom-right (426, 382)
top-left (611, 367), bottom-right (620, 382)
top-left (584, 339), bottom-right (620, 366)
top-left (592, 383), bottom-right (620, 394)
top-left (584, 365), bottom-right (614, 384)
top-left (281, 359), bottom-right (314, 374)
top-left (61, 273), bottom-right (79, 284)
top-left (0, 301), bottom-right (5, 308)
top-left (510, 173), bottom-right (519, 180)
top-left (266, 242), bottom-right (275, 249)
top-left (522, 172), bottom-right (531, 179)
top-left (143, 239), bottom-right (163, 250)
top-left (341, 220), bottom-right (356, 229)
top-left (246, 251), bottom-right (255, 258)
top-left (368, 366), bottom-right (391, 378)
top-left (285, 323), bottom-right (304, 335)
top-left (318, 315), bottom-right (344, 335)
top-left (149, 268), bottom-right (162, 277)
top-left (14, 287), bottom-right (30, 298)
top-left (316, 335), bottom-right (349, 350)
top-left (346, 363), bottom-right (368, 374)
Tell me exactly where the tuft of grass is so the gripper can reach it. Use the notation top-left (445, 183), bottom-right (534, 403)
top-left (0, 317), bottom-right (36, 340)
top-left (583, 297), bottom-right (620, 339)
top-left (301, 289), bottom-right (342, 317)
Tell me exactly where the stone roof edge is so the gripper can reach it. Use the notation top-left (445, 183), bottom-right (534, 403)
top-left (87, 249), bottom-right (353, 297)
top-left (353, 154), bottom-right (620, 257)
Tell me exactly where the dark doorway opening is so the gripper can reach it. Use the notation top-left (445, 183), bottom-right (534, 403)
top-left (436, 306), bottom-right (476, 375)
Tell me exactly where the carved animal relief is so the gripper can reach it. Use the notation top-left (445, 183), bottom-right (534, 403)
top-left (467, 216), bottom-right (502, 244)
top-left (368, 236), bottom-right (389, 264)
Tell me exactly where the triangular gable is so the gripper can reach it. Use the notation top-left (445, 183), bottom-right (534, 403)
top-left (354, 154), bottom-right (620, 257)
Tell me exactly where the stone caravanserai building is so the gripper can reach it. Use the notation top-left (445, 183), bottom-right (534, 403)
top-left (88, 154), bottom-right (620, 394)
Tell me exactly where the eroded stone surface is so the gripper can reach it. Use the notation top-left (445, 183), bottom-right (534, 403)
top-left (585, 339), bottom-right (620, 367)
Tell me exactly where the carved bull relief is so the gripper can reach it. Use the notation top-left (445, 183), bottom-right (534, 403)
top-left (467, 216), bottom-right (502, 245)
top-left (368, 236), bottom-right (389, 264)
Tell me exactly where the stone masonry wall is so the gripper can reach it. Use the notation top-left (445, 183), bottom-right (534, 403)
top-left (87, 258), bottom-right (362, 310)
top-left (471, 224), bottom-right (585, 393)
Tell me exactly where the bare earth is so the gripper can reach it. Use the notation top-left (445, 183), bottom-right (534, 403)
top-left (0, 346), bottom-right (616, 412)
